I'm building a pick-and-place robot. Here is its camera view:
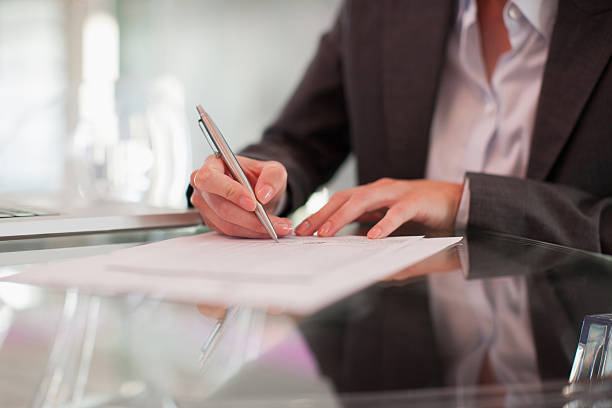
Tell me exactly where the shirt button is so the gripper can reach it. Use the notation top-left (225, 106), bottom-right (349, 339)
top-left (508, 4), bottom-right (521, 20)
top-left (484, 101), bottom-right (496, 115)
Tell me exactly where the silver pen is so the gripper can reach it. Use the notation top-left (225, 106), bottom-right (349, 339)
top-left (196, 105), bottom-right (279, 242)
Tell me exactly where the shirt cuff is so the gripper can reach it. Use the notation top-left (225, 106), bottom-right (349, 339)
top-left (454, 178), bottom-right (471, 232)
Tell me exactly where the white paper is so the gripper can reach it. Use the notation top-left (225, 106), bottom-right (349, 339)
top-left (5, 233), bottom-right (462, 314)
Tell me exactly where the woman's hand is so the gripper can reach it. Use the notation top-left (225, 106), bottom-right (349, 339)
top-left (190, 155), bottom-right (293, 238)
top-left (295, 178), bottom-right (463, 239)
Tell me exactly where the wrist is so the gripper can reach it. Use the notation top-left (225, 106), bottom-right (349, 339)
top-left (454, 178), bottom-right (471, 232)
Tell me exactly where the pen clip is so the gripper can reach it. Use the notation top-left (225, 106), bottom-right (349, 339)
top-left (198, 119), bottom-right (221, 158)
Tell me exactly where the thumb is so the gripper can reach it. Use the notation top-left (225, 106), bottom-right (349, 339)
top-left (254, 161), bottom-right (287, 205)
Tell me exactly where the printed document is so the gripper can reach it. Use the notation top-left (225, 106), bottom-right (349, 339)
top-left (5, 233), bottom-right (462, 314)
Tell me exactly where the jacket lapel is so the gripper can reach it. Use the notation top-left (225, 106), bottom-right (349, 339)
top-left (528, 0), bottom-right (612, 180)
top-left (382, 0), bottom-right (455, 178)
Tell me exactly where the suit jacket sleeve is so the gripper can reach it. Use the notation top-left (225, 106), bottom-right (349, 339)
top-left (240, 6), bottom-right (351, 213)
top-left (467, 172), bottom-right (612, 254)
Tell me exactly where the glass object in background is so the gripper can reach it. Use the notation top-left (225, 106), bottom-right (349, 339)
top-left (142, 76), bottom-right (191, 208)
top-left (70, 11), bottom-right (122, 203)
top-left (569, 314), bottom-right (612, 383)
top-left (72, 76), bottom-right (191, 208)
top-left (70, 11), bottom-right (191, 208)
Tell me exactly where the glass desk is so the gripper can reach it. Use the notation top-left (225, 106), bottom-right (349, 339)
top-left (1, 226), bottom-right (612, 407)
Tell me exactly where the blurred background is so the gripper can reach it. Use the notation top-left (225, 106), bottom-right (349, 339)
top-left (0, 0), bottom-right (350, 208)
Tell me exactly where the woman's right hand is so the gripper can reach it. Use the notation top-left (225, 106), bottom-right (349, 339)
top-left (190, 155), bottom-right (293, 238)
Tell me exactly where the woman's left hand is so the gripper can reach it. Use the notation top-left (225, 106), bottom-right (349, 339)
top-left (295, 178), bottom-right (464, 239)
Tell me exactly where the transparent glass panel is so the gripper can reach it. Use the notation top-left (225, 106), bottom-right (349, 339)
top-left (579, 324), bottom-right (607, 381)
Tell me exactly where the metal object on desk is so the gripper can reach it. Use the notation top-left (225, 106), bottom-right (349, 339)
top-left (569, 314), bottom-right (612, 383)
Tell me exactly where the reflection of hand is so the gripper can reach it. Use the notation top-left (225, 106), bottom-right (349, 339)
top-left (190, 155), bottom-right (293, 238)
top-left (196, 304), bottom-right (228, 320)
top-left (296, 178), bottom-right (463, 239)
top-left (383, 246), bottom-right (462, 285)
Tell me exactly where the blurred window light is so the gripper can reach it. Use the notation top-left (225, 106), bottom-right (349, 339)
top-left (82, 12), bottom-right (119, 84)
top-left (0, 0), bottom-right (66, 193)
top-left (79, 11), bottom-right (119, 130)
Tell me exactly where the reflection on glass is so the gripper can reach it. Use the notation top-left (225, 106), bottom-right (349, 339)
top-left (569, 315), bottom-right (612, 383)
top-left (569, 344), bottom-right (585, 384)
top-left (605, 333), bottom-right (612, 378)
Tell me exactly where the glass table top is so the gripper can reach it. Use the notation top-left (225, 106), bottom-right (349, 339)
top-left (1, 225), bottom-right (612, 407)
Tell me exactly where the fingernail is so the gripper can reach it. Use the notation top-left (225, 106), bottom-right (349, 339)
top-left (276, 221), bottom-right (293, 235)
top-left (258, 185), bottom-right (274, 203)
top-left (318, 222), bottom-right (331, 236)
top-left (296, 220), bottom-right (311, 235)
top-left (368, 227), bottom-right (382, 239)
top-left (239, 195), bottom-right (254, 211)
top-left (192, 171), bottom-right (199, 187)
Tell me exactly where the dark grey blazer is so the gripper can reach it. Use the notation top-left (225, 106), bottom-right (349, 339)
top-left (241, 0), bottom-right (612, 254)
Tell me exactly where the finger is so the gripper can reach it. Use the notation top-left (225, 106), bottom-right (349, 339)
top-left (204, 193), bottom-right (268, 234)
top-left (355, 210), bottom-right (387, 223)
top-left (194, 158), bottom-right (256, 211)
top-left (253, 161), bottom-right (287, 205)
top-left (236, 156), bottom-right (270, 186)
top-left (316, 195), bottom-right (375, 237)
top-left (367, 201), bottom-right (418, 239)
top-left (194, 188), bottom-right (293, 238)
top-left (203, 154), bottom-right (227, 174)
top-left (192, 190), bottom-right (248, 236)
top-left (203, 192), bottom-right (293, 236)
top-left (198, 197), bottom-right (275, 238)
top-left (191, 191), bottom-right (224, 234)
top-left (196, 304), bottom-right (228, 320)
top-left (295, 191), bottom-right (349, 236)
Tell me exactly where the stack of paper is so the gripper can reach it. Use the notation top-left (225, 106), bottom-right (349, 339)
top-left (5, 233), bottom-right (461, 314)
